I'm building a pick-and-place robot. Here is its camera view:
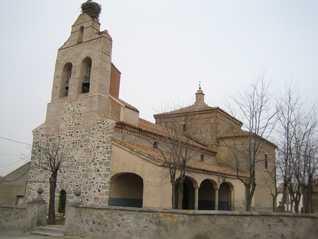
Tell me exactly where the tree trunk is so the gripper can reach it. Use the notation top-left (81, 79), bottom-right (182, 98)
top-left (308, 182), bottom-right (313, 213)
top-left (272, 194), bottom-right (277, 212)
top-left (281, 180), bottom-right (288, 211)
top-left (245, 184), bottom-right (252, 211)
top-left (303, 175), bottom-right (313, 214)
top-left (171, 181), bottom-right (176, 209)
top-left (177, 180), bottom-right (184, 209)
top-left (294, 200), bottom-right (299, 213)
top-left (48, 172), bottom-right (57, 225)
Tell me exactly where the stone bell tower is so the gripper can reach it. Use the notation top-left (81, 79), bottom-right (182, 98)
top-left (26, 1), bottom-right (117, 207)
top-left (46, 0), bottom-right (117, 126)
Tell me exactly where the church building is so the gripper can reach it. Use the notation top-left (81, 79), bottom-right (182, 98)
top-left (24, 0), bottom-right (276, 213)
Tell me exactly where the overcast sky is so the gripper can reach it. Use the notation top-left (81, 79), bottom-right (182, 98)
top-left (0, 0), bottom-right (317, 175)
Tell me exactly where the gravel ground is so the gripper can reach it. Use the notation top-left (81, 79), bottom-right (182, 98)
top-left (0, 233), bottom-right (79, 239)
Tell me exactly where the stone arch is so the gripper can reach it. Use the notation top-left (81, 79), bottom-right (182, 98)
top-left (218, 182), bottom-right (233, 210)
top-left (198, 179), bottom-right (217, 210)
top-left (81, 57), bottom-right (92, 93)
top-left (109, 172), bottom-right (143, 208)
top-left (60, 63), bottom-right (72, 97)
top-left (176, 176), bottom-right (198, 209)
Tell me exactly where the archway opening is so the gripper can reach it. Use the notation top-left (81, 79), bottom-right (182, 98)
top-left (218, 182), bottom-right (233, 210)
top-left (60, 63), bottom-right (72, 97)
top-left (199, 180), bottom-right (216, 210)
top-left (81, 57), bottom-right (92, 93)
top-left (109, 173), bottom-right (143, 208)
top-left (58, 190), bottom-right (67, 216)
top-left (176, 176), bottom-right (196, 209)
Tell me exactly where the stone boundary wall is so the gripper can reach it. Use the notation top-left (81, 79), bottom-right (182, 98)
top-left (65, 206), bottom-right (318, 239)
top-left (0, 201), bottom-right (46, 232)
top-left (0, 206), bottom-right (29, 232)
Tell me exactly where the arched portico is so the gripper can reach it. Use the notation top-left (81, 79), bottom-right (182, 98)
top-left (176, 176), bottom-right (197, 209)
top-left (218, 182), bottom-right (233, 210)
top-left (198, 179), bottom-right (217, 210)
top-left (109, 172), bottom-right (143, 208)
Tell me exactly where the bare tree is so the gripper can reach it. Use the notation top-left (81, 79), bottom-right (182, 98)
top-left (154, 118), bottom-right (194, 209)
top-left (293, 111), bottom-right (317, 212)
top-left (226, 79), bottom-right (277, 211)
top-left (276, 88), bottom-right (318, 213)
top-left (33, 133), bottom-right (69, 224)
top-left (276, 88), bottom-right (298, 211)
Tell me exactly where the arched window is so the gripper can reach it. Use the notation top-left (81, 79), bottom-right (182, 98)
top-left (60, 63), bottom-right (72, 97)
top-left (264, 154), bottom-right (268, 169)
top-left (78, 26), bottom-right (84, 43)
top-left (81, 57), bottom-right (92, 93)
top-left (183, 124), bottom-right (186, 132)
top-left (200, 154), bottom-right (204, 161)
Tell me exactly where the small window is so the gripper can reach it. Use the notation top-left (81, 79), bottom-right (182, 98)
top-left (78, 26), bottom-right (84, 43)
top-left (15, 195), bottom-right (24, 205)
top-left (264, 154), bottom-right (268, 169)
top-left (200, 154), bottom-right (204, 161)
top-left (153, 141), bottom-right (158, 149)
top-left (183, 124), bottom-right (186, 132)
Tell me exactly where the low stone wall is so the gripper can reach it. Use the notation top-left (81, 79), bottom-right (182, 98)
top-left (0, 201), bottom-right (46, 232)
top-left (0, 206), bottom-right (29, 232)
top-left (65, 206), bottom-right (318, 239)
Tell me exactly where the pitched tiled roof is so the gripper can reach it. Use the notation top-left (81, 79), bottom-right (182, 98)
top-left (154, 105), bottom-right (242, 127)
top-left (113, 139), bottom-right (248, 178)
top-left (155, 103), bottom-right (214, 115)
top-left (138, 118), bottom-right (168, 136)
top-left (115, 119), bottom-right (215, 154)
top-left (109, 96), bottom-right (139, 112)
top-left (113, 139), bottom-right (162, 164)
top-left (218, 131), bottom-right (277, 148)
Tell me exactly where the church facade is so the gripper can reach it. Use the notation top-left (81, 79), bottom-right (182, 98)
top-left (25, 1), bottom-right (276, 212)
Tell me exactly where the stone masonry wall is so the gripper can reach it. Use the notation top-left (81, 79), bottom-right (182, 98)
top-left (25, 103), bottom-right (115, 207)
top-left (0, 206), bottom-right (28, 232)
top-left (65, 206), bottom-right (318, 239)
top-left (0, 201), bottom-right (46, 232)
